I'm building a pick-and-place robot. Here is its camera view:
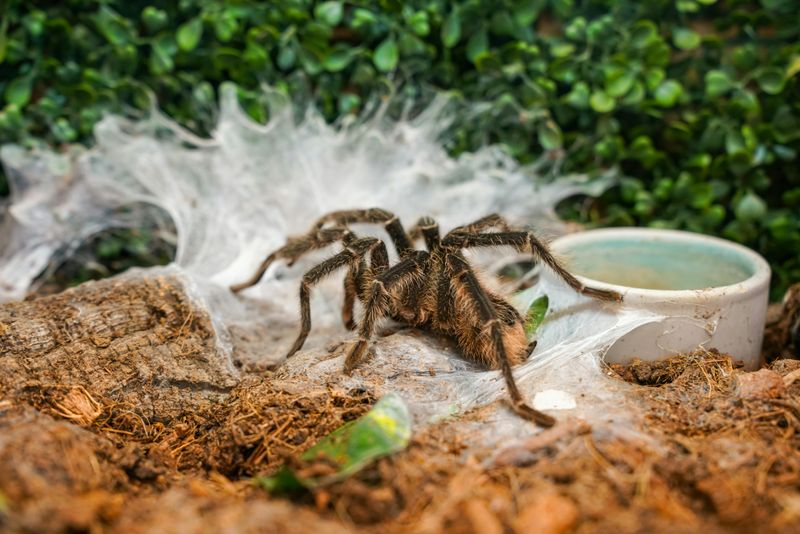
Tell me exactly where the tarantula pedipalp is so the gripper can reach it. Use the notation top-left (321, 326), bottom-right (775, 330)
top-left (231, 208), bottom-right (622, 427)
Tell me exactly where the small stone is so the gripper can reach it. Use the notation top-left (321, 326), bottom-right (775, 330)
top-left (735, 369), bottom-right (786, 400)
top-left (533, 390), bottom-right (577, 411)
top-left (514, 493), bottom-right (579, 534)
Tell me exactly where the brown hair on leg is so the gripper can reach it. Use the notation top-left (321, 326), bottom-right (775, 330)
top-left (285, 237), bottom-right (385, 358)
top-left (343, 255), bottom-right (426, 373)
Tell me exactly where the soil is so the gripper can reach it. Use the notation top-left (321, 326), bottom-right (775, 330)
top-left (2, 274), bottom-right (800, 533)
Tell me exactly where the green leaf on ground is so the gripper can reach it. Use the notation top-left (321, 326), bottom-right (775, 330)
top-left (255, 393), bottom-right (411, 492)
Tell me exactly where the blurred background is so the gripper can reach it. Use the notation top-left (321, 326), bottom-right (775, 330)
top-left (0, 0), bottom-right (798, 298)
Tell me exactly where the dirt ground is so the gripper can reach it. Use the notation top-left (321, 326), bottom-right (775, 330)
top-left (1, 274), bottom-right (800, 533)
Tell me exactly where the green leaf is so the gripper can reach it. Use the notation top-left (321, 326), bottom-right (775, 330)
top-left (513, 2), bottom-right (539, 26)
top-left (644, 68), bottom-right (665, 91)
top-left (0, 13), bottom-right (9, 63)
top-left (93, 6), bottom-right (132, 46)
top-left (621, 81), bottom-right (645, 105)
top-left (51, 117), bottom-right (77, 143)
top-left (732, 45), bottom-right (757, 71)
top-left (756, 67), bottom-right (786, 95)
top-left (550, 42), bottom-right (575, 58)
top-left (654, 79), bottom-right (683, 107)
top-left (277, 46), bottom-right (296, 70)
top-left (735, 191), bottom-right (767, 222)
top-left (4, 75), bottom-right (33, 106)
top-left (466, 29), bottom-right (488, 63)
top-left (590, 90), bottom-right (615, 113)
top-left (141, 6), bottom-right (168, 33)
top-left (351, 8), bottom-right (377, 29)
top-left (705, 70), bottom-right (732, 97)
top-left (298, 48), bottom-right (322, 75)
top-left (525, 295), bottom-right (549, 336)
top-left (323, 47), bottom-right (358, 72)
top-left (214, 12), bottom-right (238, 42)
top-left (586, 19), bottom-right (607, 42)
top-left (255, 394), bottom-right (411, 491)
top-left (407, 11), bottom-right (430, 37)
top-left (672, 27), bottom-right (700, 50)
top-left (538, 120), bottom-right (562, 150)
top-left (604, 66), bottom-right (635, 98)
top-left (177, 17), bottom-right (203, 51)
top-left (96, 236), bottom-right (124, 258)
top-left (150, 40), bottom-right (175, 74)
top-left (787, 56), bottom-right (800, 79)
top-left (242, 42), bottom-right (267, 68)
top-left (564, 17), bottom-right (586, 41)
top-left (630, 20), bottom-right (658, 49)
top-left (564, 81), bottom-right (590, 108)
top-left (441, 10), bottom-right (461, 48)
top-left (315, 2), bottom-right (343, 26)
top-left (645, 42), bottom-right (670, 67)
top-left (398, 32), bottom-right (426, 56)
top-left (731, 89), bottom-right (759, 115)
top-left (725, 129), bottom-right (746, 155)
top-left (150, 33), bottom-right (177, 74)
top-left (339, 93), bottom-right (361, 114)
top-left (687, 153), bottom-right (712, 169)
top-left (192, 81), bottom-right (214, 106)
top-left (373, 37), bottom-right (399, 72)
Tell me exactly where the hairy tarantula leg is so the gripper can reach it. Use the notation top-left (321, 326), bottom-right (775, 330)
top-left (442, 231), bottom-right (623, 302)
top-left (408, 216), bottom-right (441, 251)
top-left (230, 251), bottom-right (279, 293)
top-left (489, 293), bottom-right (524, 326)
top-left (448, 213), bottom-right (511, 235)
top-left (342, 239), bottom-right (390, 330)
top-left (342, 267), bottom-right (359, 331)
top-left (230, 227), bottom-right (354, 293)
top-left (446, 253), bottom-right (556, 428)
top-left (286, 237), bottom-right (385, 358)
top-left (310, 208), bottom-right (414, 256)
top-left (343, 252), bottom-right (426, 373)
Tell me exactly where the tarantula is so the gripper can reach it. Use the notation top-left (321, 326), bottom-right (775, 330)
top-left (231, 208), bottom-right (622, 427)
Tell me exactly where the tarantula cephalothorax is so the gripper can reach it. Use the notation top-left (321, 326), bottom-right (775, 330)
top-left (231, 208), bottom-right (622, 427)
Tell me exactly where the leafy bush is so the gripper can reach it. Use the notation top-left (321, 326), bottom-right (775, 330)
top-left (1, 0), bottom-right (798, 297)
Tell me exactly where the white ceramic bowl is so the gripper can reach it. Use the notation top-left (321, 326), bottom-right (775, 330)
top-left (548, 228), bottom-right (771, 370)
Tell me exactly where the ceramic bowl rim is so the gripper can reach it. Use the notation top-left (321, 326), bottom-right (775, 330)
top-left (549, 227), bottom-right (771, 301)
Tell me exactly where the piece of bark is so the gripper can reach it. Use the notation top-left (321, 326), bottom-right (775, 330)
top-left (0, 272), bottom-right (237, 421)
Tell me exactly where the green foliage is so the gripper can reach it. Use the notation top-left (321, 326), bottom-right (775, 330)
top-left (0, 0), bottom-right (799, 296)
